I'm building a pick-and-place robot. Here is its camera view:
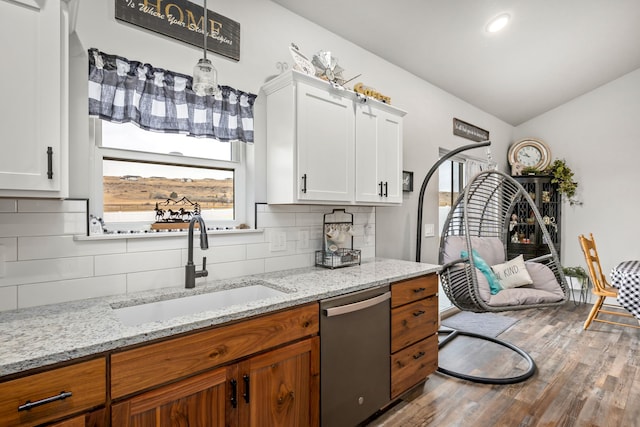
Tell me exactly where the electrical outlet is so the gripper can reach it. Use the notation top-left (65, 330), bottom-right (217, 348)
top-left (299, 230), bottom-right (309, 249)
top-left (364, 224), bottom-right (374, 235)
top-left (423, 223), bottom-right (435, 237)
top-left (270, 231), bottom-right (287, 252)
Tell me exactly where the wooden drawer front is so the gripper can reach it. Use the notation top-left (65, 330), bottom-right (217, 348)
top-left (111, 303), bottom-right (319, 399)
top-left (0, 358), bottom-right (106, 427)
top-left (391, 274), bottom-right (438, 308)
top-left (391, 335), bottom-right (438, 399)
top-left (391, 296), bottom-right (438, 353)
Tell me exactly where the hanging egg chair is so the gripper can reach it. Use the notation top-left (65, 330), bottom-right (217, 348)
top-left (435, 169), bottom-right (569, 384)
top-left (438, 169), bottom-right (569, 313)
top-left (415, 143), bottom-right (569, 384)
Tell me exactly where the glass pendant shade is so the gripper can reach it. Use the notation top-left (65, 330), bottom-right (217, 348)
top-left (192, 0), bottom-right (219, 96)
top-left (193, 58), bottom-right (218, 96)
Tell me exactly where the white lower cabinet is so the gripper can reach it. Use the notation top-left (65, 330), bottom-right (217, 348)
top-left (260, 70), bottom-right (405, 206)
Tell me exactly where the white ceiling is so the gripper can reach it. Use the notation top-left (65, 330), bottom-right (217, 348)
top-left (271, 0), bottom-right (640, 126)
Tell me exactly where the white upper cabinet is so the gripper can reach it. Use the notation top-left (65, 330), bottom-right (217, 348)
top-left (260, 70), bottom-right (405, 206)
top-left (0, 0), bottom-right (68, 198)
top-left (296, 81), bottom-right (355, 202)
top-left (355, 102), bottom-right (404, 204)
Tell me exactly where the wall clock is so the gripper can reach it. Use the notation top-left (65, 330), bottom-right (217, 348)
top-left (508, 138), bottom-right (551, 174)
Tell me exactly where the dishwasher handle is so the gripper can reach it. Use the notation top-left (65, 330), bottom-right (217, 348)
top-left (323, 292), bottom-right (391, 317)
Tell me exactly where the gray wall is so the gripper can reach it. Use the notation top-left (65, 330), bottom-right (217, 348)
top-left (514, 68), bottom-right (640, 274)
top-left (70, 0), bottom-right (514, 266)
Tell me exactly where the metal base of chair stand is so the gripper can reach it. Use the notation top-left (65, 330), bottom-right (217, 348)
top-left (437, 328), bottom-right (536, 384)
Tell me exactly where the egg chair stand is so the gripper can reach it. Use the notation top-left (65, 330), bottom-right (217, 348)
top-left (416, 144), bottom-right (568, 384)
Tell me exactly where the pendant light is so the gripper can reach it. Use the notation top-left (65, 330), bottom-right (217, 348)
top-left (193, 0), bottom-right (219, 96)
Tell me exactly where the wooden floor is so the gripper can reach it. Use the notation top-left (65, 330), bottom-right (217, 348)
top-left (367, 302), bottom-right (640, 427)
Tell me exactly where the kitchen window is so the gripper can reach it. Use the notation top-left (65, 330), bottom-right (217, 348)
top-left (87, 49), bottom-right (256, 234)
top-left (92, 119), bottom-right (247, 233)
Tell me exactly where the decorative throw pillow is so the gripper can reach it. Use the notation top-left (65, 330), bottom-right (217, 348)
top-left (491, 255), bottom-right (533, 289)
top-left (461, 249), bottom-right (502, 295)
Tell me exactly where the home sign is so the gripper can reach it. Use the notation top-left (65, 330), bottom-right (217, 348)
top-left (116, 0), bottom-right (240, 61)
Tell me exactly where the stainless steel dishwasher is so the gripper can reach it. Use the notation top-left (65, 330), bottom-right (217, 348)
top-left (320, 285), bottom-right (391, 427)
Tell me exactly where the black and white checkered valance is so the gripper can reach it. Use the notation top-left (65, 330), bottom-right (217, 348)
top-left (88, 48), bottom-right (256, 143)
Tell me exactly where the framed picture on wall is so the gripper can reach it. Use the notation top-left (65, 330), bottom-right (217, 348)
top-left (402, 171), bottom-right (413, 192)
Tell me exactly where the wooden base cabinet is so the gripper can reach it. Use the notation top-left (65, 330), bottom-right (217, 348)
top-left (110, 304), bottom-right (320, 427)
top-left (111, 337), bottom-right (319, 427)
top-left (390, 274), bottom-right (438, 399)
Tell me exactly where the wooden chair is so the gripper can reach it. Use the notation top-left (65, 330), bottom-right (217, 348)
top-left (578, 233), bottom-right (640, 330)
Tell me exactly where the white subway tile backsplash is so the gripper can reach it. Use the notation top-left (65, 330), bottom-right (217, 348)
top-left (206, 259), bottom-right (265, 281)
top-left (0, 286), bottom-right (17, 311)
top-left (0, 200), bottom-right (17, 213)
top-left (206, 231), bottom-right (265, 247)
top-left (246, 242), bottom-right (297, 259)
top-left (295, 212), bottom-right (326, 227)
top-left (95, 250), bottom-right (182, 276)
top-left (0, 201), bottom-right (376, 311)
top-left (19, 235), bottom-right (126, 260)
top-left (184, 245), bottom-right (247, 265)
top-left (0, 213), bottom-right (86, 237)
top-left (127, 268), bottom-right (184, 293)
top-left (265, 253), bottom-right (315, 272)
top-left (0, 238), bottom-right (17, 262)
top-left (18, 199), bottom-right (87, 213)
top-left (257, 212), bottom-right (296, 228)
top-left (127, 236), bottom-right (186, 253)
top-left (360, 246), bottom-right (376, 260)
top-left (18, 275), bottom-right (127, 309)
top-left (0, 257), bottom-right (94, 287)
top-left (259, 204), bottom-right (311, 213)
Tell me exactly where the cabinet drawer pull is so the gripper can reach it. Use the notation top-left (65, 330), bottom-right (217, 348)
top-left (230, 379), bottom-right (238, 408)
top-left (242, 374), bottom-right (250, 403)
top-left (413, 351), bottom-right (426, 360)
top-left (413, 287), bottom-right (426, 293)
top-left (46, 146), bottom-right (53, 179)
top-left (413, 310), bottom-right (425, 317)
top-left (301, 174), bottom-right (307, 193)
top-left (18, 391), bottom-right (72, 412)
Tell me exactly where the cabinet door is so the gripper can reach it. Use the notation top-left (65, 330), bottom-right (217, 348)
top-left (239, 337), bottom-right (319, 427)
top-left (355, 103), bottom-right (403, 204)
top-left (0, 359), bottom-right (105, 427)
top-left (48, 409), bottom-right (106, 427)
top-left (111, 368), bottom-right (228, 427)
top-left (0, 0), bottom-right (67, 197)
top-left (296, 83), bottom-right (354, 202)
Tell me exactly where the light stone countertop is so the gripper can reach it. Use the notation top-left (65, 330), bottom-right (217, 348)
top-left (0, 258), bottom-right (439, 378)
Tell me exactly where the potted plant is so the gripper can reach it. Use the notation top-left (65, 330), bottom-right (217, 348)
top-left (562, 266), bottom-right (590, 291)
top-left (544, 159), bottom-right (581, 205)
top-left (521, 166), bottom-right (542, 175)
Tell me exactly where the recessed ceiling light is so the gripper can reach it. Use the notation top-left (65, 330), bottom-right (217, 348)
top-left (486, 13), bottom-right (510, 33)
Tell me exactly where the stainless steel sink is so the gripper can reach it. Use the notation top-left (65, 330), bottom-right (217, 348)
top-left (113, 284), bottom-right (286, 326)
